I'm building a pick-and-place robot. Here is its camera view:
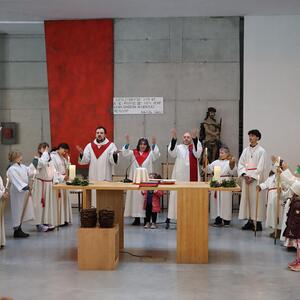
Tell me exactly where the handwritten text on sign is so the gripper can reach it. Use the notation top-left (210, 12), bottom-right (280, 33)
top-left (113, 97), bottom-right (163, 114)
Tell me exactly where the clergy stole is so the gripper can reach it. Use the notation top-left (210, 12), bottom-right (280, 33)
top-left (133, 149), bottom-right (150, 167)
top-left (189, 144), bottom-right (198, 181)
top-left (91, 141), bottom-right (112, 159)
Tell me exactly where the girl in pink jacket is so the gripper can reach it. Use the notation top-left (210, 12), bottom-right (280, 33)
top-left (142, 173), bottom-right (163, 229)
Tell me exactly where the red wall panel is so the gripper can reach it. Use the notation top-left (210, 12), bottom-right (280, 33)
top-left (45, 19), bottom-right (114, 165)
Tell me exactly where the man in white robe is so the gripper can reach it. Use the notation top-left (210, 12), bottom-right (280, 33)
top-left (77, 126), bottom-right (119, 206)
top-left (208, 147), bottom-right (237, 227)
top-left (122, 135), bottom-right (160, 225)
top-left (166, 128), bottom-right (202, 228)
top-left (238, 129), bottom-right (268, 231)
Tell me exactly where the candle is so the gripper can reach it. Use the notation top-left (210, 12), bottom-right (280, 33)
top-left (213, 166), bottom-right (221, 182)
top-left (205, 148), bottom-right (208, 156)
top-left (5, 177), bottom-right (9, 189)
top-left (69, 165), bottom-right (76, 181)
top-left (257, 174), bottom-right (260, 183)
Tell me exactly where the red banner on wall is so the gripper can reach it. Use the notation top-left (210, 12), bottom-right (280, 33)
top-left (45, 19), bottom-right (114, 165)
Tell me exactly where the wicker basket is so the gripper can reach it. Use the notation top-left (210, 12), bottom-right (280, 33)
top-left (80, 208), bottom-right (97, 228)
top-left (99, 209), bottom-right (115, 228)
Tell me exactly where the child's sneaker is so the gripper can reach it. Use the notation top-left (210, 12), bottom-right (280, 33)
top-left (150, 223), bottom-right (157, 229)
top-left (144, 222), bottom-right (151, 229)
top-left (290, 261), bottom-right (300, 271)
top-left (36, 224), bottom-right (49, 232)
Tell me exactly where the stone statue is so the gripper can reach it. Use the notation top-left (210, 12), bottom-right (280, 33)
top-left (200, 107), bottom-right (222, 163)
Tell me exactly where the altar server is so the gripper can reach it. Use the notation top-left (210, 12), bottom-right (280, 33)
top-left (0, 175), bottom-right (8, 247)
top-left (50, 143), bottom-right (71, 226)
top-left (208, 147), bottom-right (237, 227)
top-left (166, 128), bottom-right (202, 228)
top-left (7, 150), bottom-right (35, 238)
top-left (32, 143), bottom-right (58, 231)
top-left (76, 126), bottom-right (119, 206)
top-left (123, 135), bottom-right (160, 225)
top-left (238, 129), bottom-right (268, 231)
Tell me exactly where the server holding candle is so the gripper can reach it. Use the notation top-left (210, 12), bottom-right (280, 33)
top-left (256, 156), bottom-right (285, 238)
top-left (50, 143), bottom-right (72, 226)
top-left (238, 130), bottom-right (268, 231)
top-left (208, 147), bottom-right (237, 227)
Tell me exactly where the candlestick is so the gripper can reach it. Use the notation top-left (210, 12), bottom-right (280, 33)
top-left (5, 177), bottom-right (9, 189)
top-left (69, 165), bottom-right (76, 181)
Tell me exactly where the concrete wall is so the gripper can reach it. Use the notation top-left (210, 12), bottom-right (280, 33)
top-left (114, 17), bottom-right (240, 174)
top-left (244, 16), bottom-right (300, 171)
top-left (0, 34), bottom-right (50, 177)
top-left (0, 17), bottom-right (240, 178)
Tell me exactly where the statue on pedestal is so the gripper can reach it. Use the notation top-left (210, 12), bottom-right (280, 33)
top-left (200, 107), bottom-right (222, 163)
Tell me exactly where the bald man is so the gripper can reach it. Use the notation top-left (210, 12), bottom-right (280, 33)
top-left (166, 128), bottom-right (202, 228)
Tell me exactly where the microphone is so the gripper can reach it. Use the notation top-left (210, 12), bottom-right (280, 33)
top-left (123, 159), bottom-right (135, 183)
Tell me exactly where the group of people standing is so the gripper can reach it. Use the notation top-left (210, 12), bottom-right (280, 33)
top-left (1, 125), bottom-right (300, 271)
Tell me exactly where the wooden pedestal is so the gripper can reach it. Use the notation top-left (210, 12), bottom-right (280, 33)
top-left (77, 225), bottom-right (119, 270)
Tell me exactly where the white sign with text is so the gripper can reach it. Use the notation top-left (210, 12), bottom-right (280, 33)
top-left (113, 97), bottom-right (164, 114)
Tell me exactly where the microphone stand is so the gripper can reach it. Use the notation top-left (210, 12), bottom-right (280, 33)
top-left (123, 159), bottom-right (134, 183)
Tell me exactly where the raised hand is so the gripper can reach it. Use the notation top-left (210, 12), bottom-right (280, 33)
top-left (191, 128), bottom-right (198, 139)
top-left (76, 145), bottom-right (83, 154)
top-left (229, 156), bottom-right (236, 169)
top-left (170, 128), bottom-right (177, 139)
top-left (152, 136), bottom-right (156, 145)
top-left (125, 134), bottom-right (130, 144)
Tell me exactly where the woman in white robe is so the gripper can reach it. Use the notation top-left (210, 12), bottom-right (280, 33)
top-left (7, 150), bottom-right (35, 238)
top-left (123, 135), bottom-right (160, 225)
top-left (50, 143), bottom-right (71, 226)
top-left (166, 129), bottom-right (202, 227)
top-left (208, 147), bottom-right (237, 227)
top-left (32, 143), bottom-right (58, 231)
top-left (0, 175), bottom-right (8, 247)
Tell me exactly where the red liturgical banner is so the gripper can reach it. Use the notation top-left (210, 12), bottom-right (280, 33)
top-left (45, 19), bottom-right (114, 165)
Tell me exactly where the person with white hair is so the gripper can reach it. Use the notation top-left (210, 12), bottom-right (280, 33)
top-left (208, 147), bottom-right (237, 227)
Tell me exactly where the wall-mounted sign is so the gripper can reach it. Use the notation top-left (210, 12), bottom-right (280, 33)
top-left (1, 122), bottom-right (18, 145)
top-left (113, 97), bottom-right (163, 115)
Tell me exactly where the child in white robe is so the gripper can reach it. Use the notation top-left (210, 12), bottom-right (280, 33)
top-left (50, 143), bottom-right (72, 226)
top-left (208, 147), bottom-right (237, 227)
top-left (7, 150), bottom-right (35, 238)
top-left (32, 143), bottom-right (58, 231)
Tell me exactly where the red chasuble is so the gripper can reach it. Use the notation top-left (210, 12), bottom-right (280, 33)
top-left (91, 141), bottom-right (112, 159)
top-left (188, 143), bottom-right (198, 181)
top-left (133, 149), bottom-right (150, 167)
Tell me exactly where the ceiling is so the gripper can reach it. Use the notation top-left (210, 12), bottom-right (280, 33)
top-left (0, 0), bottom-right (300, 34)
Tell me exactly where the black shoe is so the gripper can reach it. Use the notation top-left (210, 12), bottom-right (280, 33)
top-left (287, 247), bottom-right (297, 252)
top-left (242, 220), bottom-right (254, 230)
top-left (165, 222), bottom-right (170, 230)
top-left (213, 216), bottom-right (223, 227)
top-left (132, 217), bottom-right (141, 226)
top-left (223, 220), bottom-right (231, 227)
top-left (14, 227), bottom-right (30, 238)
top-left (253, 221), bottom-right (262, 232)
